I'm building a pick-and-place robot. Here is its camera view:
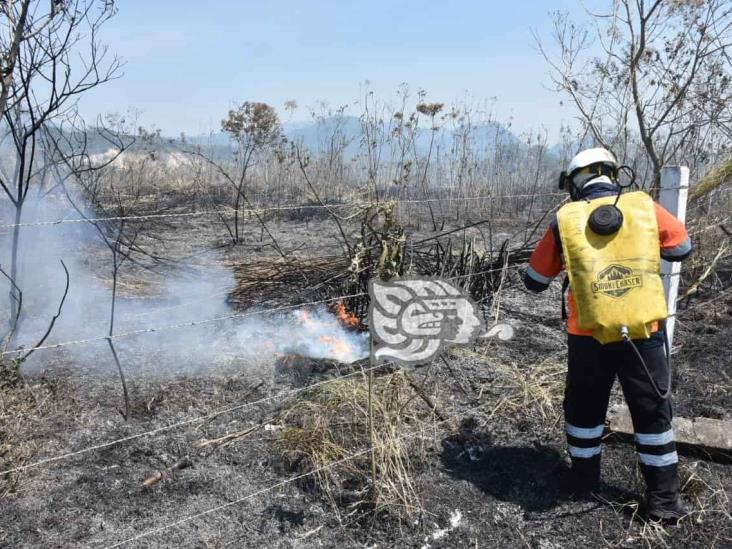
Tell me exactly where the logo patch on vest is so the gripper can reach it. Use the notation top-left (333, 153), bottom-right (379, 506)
top-left (591, 264), bottom-right (643, 298)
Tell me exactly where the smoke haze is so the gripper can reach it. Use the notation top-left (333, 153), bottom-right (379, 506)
top-left (0, 192), bottom-right (368, 377)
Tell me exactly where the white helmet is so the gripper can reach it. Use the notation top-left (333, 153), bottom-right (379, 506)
top-left (567, 147), bottom-right (617, 174)
top-left (565, 147), bottom-right (618, 191)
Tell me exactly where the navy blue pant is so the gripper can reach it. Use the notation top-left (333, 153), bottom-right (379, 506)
top-left (564, 331), bottom-right (679, 509)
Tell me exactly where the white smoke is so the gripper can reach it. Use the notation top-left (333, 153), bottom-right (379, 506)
top-left (0, 191), bottom-right (369, 378)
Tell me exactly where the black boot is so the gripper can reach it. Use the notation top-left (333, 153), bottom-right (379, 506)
top-left (646, 497), bottom-right (689, 525)
top-left (561, 456), bottom-right (600, 498)
top-left (641, 463), bottom-right (687, 524)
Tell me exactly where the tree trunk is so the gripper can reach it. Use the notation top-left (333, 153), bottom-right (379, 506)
top-left (233, 188), bottom-right (241, 244)
top-left (6, 201), bottom-right (24, 342)
top-left (109, 260), bottom-right (129, 420)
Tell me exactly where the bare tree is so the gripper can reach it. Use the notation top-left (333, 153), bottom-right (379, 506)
top-left (536, 0), bottom-right (732, 186)
top-left (77, 177), bottom-right (149, 421)
top-left (219, 101), bottom-right (283, 244)
top-left (0, 259), bottom-right (69, 383)
top-left (45, 115), bottom-right (171, 420)
top-left (0, 0), bottom-right (120, 343)
top-left (0, 0), bottom-right (64, 116)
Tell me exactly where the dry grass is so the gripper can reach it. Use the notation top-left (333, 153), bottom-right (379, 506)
top-left (0, 370), bottom-right (39, 500)
top-left (452, 347), bottom-right (565, 423)
top-left (592, 460), bottom-right (731, 549)
top-left (275, 347), bottom-right (567, 524)
top-left (679, 461), bottom-right (731, 526)
top-left (279, 369), bottom-right (436, 519)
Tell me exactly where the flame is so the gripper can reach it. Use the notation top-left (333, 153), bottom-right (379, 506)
top-left (333, 300), bottom-right (361, 329)
top-left (277, 305), bottom-right (368, 364)
top-left (318, 334), bottom-right (354, 361)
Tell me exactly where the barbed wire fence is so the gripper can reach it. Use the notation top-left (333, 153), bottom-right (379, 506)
top-left (0, 261), bottom-right (522, 477)
top-left (0, 185), bottom-right (727, 231)
top-left (1, 265), bottom-right (727, 484)
top-left (101, 389), bottom-right (508, 548)
top-left (97, 285), bottom-right (732, 549)
top-left (0, 189), bottom-right (728, 452)
top-left (0, 188), bottom-right (729, 546)
top-left (0, 192), bottom-right (568, 230)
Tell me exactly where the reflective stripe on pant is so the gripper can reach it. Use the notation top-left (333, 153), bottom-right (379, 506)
top-left (564, 332), bottom-right (678, 508)
top-left (565, 421), bottom-right (603, 487)
top-left (566, 423), bottom-right (603, 458)
top-left (636, 429), bottom-right (677, 467)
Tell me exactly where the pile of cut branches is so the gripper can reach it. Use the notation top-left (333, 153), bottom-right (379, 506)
top-left (229, 200), bottom-right (541, 327)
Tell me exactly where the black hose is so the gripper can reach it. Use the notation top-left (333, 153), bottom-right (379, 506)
top-left (621, 326), bottom-right (672, 400)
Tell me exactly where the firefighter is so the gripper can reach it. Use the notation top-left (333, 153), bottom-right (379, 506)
top-left (523, 148), bottom-right (692, 523)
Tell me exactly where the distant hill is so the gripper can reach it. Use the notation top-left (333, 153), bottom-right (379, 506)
top-left (1, 114), bottom-right (569, 167)
top-left (39, 117), bottom-right (556, 171)
top-left (284, 116), bottom-right (524, 159)
top-left (184, 116), bottom-right (524, 160)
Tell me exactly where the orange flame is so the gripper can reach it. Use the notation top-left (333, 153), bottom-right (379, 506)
top-left (318, 334), bottom-right (353, 359)
top-left (333, 301), bottom-right (361, 329)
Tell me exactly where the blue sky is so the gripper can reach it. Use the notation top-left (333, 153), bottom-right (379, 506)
top-left (78, 0), bottom-right (591, 138)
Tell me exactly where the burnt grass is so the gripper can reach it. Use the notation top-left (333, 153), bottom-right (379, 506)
top-left (1, 216), bottom-right (731, 548)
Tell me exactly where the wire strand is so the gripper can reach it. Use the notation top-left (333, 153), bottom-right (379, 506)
top-left (0, 293), bottom-right (367, 357)
top-left (104, 447), bottom-right (375, 548)
top-left (0, 264), bottom-right (518, 358)
top-left (102, 387), bottom-right (494, 548)
top-left (0, 192), bottom-right (566, 230)
top-left (0, 361), bottom-right (390, 478)
top-left (0, 266), bottom-right (513, 475)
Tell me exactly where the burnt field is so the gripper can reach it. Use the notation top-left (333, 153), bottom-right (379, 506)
top-left (1, 205), bottom-right (731, 549)
top-left (1, 0), bottom-right (732, 547)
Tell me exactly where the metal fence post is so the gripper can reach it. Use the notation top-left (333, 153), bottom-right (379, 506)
top-left (659, 166), bottom-right (690, 348)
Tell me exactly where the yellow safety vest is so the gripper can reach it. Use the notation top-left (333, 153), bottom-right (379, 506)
top-left (556, 191), bottom-right (668, 344)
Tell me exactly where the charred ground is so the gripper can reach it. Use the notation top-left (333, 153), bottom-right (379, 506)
top-left (0, 212), bottom-right (731, 549)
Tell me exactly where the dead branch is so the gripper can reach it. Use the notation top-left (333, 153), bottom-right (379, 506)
top-left (682, 243), bottom-right (730, 300)
top-left (403, 371), bottom-right (448, 423)
top-left (19, 260), bottom-right (69, 363)
top-left (294, 143), bottom-right (353, 261)
top-left (197, 419), bottom-right (272, 451)
top-left (0, 263), bottom-right (23, 352)
top-left (142, 457), bottom-right (193, 488)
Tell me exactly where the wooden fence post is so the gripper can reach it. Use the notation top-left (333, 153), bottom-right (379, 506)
top-left (659, 166), bottom-right (689, 349)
